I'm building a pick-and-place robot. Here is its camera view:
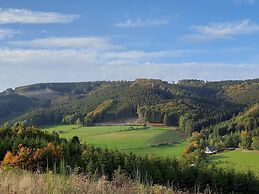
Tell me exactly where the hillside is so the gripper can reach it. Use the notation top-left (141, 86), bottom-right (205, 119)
top-left (209, 103), bottom-right (259, 136)
top-left (0, 78), bottom-right (258, 134)
top-left (184, 104), bottom-right (259, 164)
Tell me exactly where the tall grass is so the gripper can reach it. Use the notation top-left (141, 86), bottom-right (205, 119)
top-left (0, 168), bottom-right (211, 194)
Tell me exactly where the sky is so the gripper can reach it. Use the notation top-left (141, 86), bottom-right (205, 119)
top-left (0, 0), bottom-right (259, 91)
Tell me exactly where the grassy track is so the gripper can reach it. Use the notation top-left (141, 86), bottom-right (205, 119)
top-left (44, 125), bottom-right (186, 158)
top-left (209, 149), bottom-right (259, 174)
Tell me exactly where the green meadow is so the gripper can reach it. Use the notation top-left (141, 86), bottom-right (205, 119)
top-left (44, 125), bottom-right (187, 158)
top-left (209, 149), bottom-right (259, 174)
top-left (44, 125), bottom-right (259, 173)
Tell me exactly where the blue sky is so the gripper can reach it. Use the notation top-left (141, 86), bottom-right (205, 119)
top-left (0, 0), bottom-right (259, 91)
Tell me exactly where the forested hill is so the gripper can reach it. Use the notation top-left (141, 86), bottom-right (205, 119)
top-left (0, 78), bottom-right (258, 133)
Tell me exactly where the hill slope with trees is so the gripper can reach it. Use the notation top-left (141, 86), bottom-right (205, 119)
top-left (0, 78), bottom-right (258, 135)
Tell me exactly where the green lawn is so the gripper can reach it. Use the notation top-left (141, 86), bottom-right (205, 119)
top-left (44, 125), bottom-right (187, 158)
top-left (209, 149), bottom-right (259, 174)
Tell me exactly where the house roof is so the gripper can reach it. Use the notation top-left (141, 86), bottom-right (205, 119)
top-left (207, 145), bottom-right (217, 151)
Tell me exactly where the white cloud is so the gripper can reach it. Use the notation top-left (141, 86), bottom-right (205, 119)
top-left (0, 35), bottom-right (258, 91)
top-left (232, 0), bottom-right (255, 4)
top-left (103, 50), bottom-right (188, 61)
top-left (7, 37), bottom-right (188, 61)
top-left (0, 46), bottom-right (186, 84)
top-left (0, 47), bottom-right (258, 91)
top-left (0, 47), bottom-right (188, 67)
top-left (9, 37), bottom-right (116, 50)
top-left (0, 48), bottom-right (100, 65)
top-left (0, 8), bottom-right (79, 24)
top-left (0, 28), bottom-right (19, 39)
top-left (182, 20), bottom-right (259, 43)
top-left (115, 18), bottom-right (169, 28)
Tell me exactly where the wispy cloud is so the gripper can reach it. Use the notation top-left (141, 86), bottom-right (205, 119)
top-left (0, 8), bottom-right (79, 24)
top-left (103, 50), bottom-right (188, 61)
top-left (182, 19), bottom-right (259, 43)
top-left (8, 36), bottom-right (189, 61)
top-left (9, 37), bottom-right (116, 50)
top-left (0, 47), bottom-right (258, 91)
top-left (1, 35), bottom-right (258, 91)
top-left (1, 48), bottom-right (188, 68)
top-left (0, 28), bottom-right (19, 39)
top-left (115, 18), bottom-right (169, 28)
top-left (0, 34), bottom-right (193, 91)
top-left (223, 46), bottom-right (254, 52)
top-left (232, 0), bottom-right (256, 4)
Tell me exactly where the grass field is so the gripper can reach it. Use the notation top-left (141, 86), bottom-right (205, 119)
top-left (209, 149), bottom-right (259, 174)
top-left (44, 125), bottom-right (187, 158)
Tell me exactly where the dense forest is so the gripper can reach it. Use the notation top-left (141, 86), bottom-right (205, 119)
top-left (183, 103), bottom-right (259, 163)
top-left (1, 78), bottom-right (258, 135)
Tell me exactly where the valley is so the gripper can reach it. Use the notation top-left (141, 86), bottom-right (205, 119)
top-left (1, 78), bottom-right (259, 193)
top-left (1, 1), bottom-right (259, 192)
top-left (44, 125), bottom-right (188, 158)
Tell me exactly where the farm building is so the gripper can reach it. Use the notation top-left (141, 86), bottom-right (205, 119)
top-left (205, 146), bottom-right (218, 154)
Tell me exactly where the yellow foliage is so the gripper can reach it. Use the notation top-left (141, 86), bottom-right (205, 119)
top-left (86, 99), bottom-right (114, 119)
top-left (247, 103), bottom-right (259, 116)
top-left (241, 130), bottom-right (250, 138)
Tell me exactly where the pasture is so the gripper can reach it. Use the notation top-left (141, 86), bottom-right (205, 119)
top-left (44, 125), bottom-right (187, 158)
top-left (209, 149), bottom-right (259, 174)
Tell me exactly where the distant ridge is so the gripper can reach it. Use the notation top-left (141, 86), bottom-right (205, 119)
top-left (0, 79), bottom-right (258, 134)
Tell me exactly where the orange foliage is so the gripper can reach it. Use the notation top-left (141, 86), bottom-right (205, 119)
top-left (2, 151), bottom-right (19, 166)
top-left (1, 143), bottom-right (63, 170)
top-left (47, 143), bottom-right (62, 158)
top-left (183, 141), bottom-right (199, 154)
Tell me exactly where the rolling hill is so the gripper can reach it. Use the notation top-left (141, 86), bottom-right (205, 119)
top-left (0, 78), bottom-right (258, 134)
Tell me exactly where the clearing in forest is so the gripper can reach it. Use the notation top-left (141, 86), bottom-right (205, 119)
top-left (44, 125), bottom-right (187, 158)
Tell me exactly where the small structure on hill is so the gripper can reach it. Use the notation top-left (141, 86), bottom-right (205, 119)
top-left (205, 145), bottom-right (218, 154)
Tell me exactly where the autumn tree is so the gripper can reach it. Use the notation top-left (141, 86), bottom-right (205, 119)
top-left (240, 130), bottom-right (252, 149)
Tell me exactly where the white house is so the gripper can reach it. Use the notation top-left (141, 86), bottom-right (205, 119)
top-left (205, 146), bottom-right (218, 154)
